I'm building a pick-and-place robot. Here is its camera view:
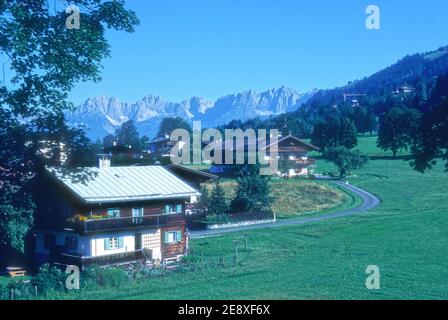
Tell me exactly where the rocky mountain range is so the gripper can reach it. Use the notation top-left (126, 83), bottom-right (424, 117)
top-left (66, 86), bottom-right (316, 140)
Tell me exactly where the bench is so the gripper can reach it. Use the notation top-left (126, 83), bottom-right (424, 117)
top-left (8, 270), bottom-right (26, 278)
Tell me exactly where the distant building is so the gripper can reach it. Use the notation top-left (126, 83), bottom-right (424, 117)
top-left (393, 85), bottom-right (415, 95)
top-left (261, 134), bottom-right (320, 178)
top-left (148, 135), bottom-right (176, 156)
top-left (203, 134), bottom-right (319, 178)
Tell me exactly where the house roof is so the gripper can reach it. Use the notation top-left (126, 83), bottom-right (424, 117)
top-left (165, 164), bottom-right (218, 180)
top-left (203, 134), bottom-right (320, 152)
top-left (261, 134), bottom-right (320, 151)
top-left (50, 166), bottom-right (200, 204)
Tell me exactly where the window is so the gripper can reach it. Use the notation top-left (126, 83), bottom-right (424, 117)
top-left (164, 231), bottom-right (182, 244)
top-left (65, 236), bottom-right (78, 251)
top-left (132, 208), bottom-right (144, 223)
top-left (107, 208), bottom-right (120, 218)
top-left (104, 237), bottom-right (124, 251)
top-left (164, 204), bottom-right (183, 215)
top-left (44, 234), bottom-right (56, 250)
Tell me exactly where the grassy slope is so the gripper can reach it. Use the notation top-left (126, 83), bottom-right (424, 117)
top-left (204, 179), bottom-right (352, 219)
top-left (56, 136), bottom-right (448, 299)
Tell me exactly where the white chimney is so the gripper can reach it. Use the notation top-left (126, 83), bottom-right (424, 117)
top-left (98, 154), bottom-right (112, 169)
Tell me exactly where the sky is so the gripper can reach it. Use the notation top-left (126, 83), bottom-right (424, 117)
top-left (68, 0), bottom-right (448, 105)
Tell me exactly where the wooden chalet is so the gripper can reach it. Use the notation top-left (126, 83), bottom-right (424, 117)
top-left (34, 159), bottom-right (200, 269)
top-left (203, 133), bottom-right (320, 177)
top-left (261, 134), bottom-right (320, 177)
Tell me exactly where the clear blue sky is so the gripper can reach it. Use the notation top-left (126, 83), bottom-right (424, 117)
top-left (69, 0), bottom-right (448, 105)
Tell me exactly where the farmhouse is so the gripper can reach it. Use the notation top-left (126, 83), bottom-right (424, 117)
top-left (206, 133), bottom-right (319, 177)
top-left (262, 134), bottom-right (320, 177)
top-left (33, 158), bottom-right (200, 269)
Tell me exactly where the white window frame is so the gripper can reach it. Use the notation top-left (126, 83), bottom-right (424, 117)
top-left (108, 237), bottom-right (119, 250)
top-left (107, 208), bottom-right (120, 218)
top-left (165, 204), bottom-right (182, 215)
top-left (165, 231), bottom-right (182, 244)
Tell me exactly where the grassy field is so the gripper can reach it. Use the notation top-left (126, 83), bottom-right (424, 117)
top-left (48, 136), bottom-right (448, 300)
top-left (4, 136), bottom-right (442, 299)
top-left (203, 178), bottom-right (354, 219)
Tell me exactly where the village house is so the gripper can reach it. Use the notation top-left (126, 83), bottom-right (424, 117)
top-left (33, 157), bottom-right (200, 269)
top-left (205, 133), bottom-right (319, 177)
top-left (262, 134), bottom-right (320, 177)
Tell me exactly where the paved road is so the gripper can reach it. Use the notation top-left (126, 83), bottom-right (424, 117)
top-left (190, 178), bottom-right (381, 239)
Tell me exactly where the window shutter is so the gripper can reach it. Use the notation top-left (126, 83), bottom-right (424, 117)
top-left (176, 231), bottom-right (182, 242)
top-left (164, 232), bottom-right (169, 244)
top-left (176, 204), bottom-right (182, 213)
top-left (118, 237), bottom-right (124, 249)
top-left (104, 239), bottom-right (110, 251)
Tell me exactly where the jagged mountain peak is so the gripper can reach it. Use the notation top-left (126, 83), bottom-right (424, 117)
top-left (66, 87), bottom-right (315, 140)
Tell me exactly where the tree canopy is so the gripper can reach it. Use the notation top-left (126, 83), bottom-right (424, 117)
top-left (377, 107), bottom-right (421, 157)
top-left (115, 120), bottom-right (141, 151)
top-left (231, 166), bottom-right (273, 214)
top-left (324, 146), bottom-right (369, 179)
top-left (311, 116), bottom-right (358, 151)
top-left (0, 0), bottom-right (139, 252)
top-left (207, 181), bottom-right (229, 216)
top-left (411, 74), bottom-right (448, 172)
top-left (157, 117), bottom-right (192, 138)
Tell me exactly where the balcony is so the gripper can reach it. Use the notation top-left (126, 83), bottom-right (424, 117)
top-left (275, 158), bottom-right (316, 169)
top-left (52, 250), bottom-right (146, 268)
top-left (293, 158), bottom-right (316, 166)
top-left (66, 214), bottom-right (169, 234)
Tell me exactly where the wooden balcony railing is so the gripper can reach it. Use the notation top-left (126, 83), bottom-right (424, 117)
top-left (274, 158), bottom-right (316, 166)
top-left (52, 250), bottom-right (145, 268)
top-left (66, 214), bottom-right (169, 234)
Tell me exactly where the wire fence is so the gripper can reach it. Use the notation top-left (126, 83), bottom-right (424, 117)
top-left (1, 235), bottom-right (254, 300)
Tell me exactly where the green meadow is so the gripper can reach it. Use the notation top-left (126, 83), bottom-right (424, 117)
top-left (203, 178), bottom-right (355, 219)
top-left (51, 136), bottom-right (448, 300)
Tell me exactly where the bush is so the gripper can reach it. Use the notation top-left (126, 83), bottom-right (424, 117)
top-left (32, 264), bottom-right (66, 294)
top-left (7, 281), bottom-right (35, 300)
top-left (92, 267), bottom-right (129, 288)
top-left (0, 284), bottom-right (9, 300)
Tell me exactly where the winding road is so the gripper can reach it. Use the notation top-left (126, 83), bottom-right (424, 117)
top-left (190, 178), bottom-right (381, 239)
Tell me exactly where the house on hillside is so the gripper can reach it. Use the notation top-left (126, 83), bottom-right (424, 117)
top-left (203, 133), bottom-right (319, 178)
top-left (261, 134), bottom-right (320, 177)
top-left (33, 159), bottom-right (200, 269)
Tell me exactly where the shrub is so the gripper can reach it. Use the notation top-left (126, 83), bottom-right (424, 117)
top-left (32, 264), bottom-right (66, 294)
top-left (7, 281), bottom-right (35, 300)
top-left (93, 267), bottom-right (129, 288)
top-left (0, 284), bottom-right (9, 300)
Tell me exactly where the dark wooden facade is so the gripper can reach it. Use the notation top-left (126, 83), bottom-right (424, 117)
top-left (34, 172), bottom-right (191, 267)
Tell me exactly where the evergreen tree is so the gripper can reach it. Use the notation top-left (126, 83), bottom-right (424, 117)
top-left (231, 166), bottom-right (273, 214)
top-left (208, 181), bottom-right (229, 216)
top-left (194, 185), bottom-right (210, 213)
top-left (157, 117), bottom-right (192, 138)
top-left (115, 120), bottom-right (141, 151)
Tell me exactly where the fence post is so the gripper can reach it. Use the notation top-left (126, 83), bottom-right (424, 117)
top-left (220, 253), bottom-right (224, 266)
top-left (10, 289), bottom-right (14, 300)
top-left (233, 240), bottom-right (239, 265)
top-left (243, 234), bottom-right (248, 250)
top-left (35, 286), bottom-right (38, 296)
